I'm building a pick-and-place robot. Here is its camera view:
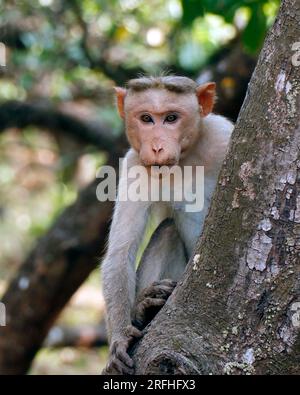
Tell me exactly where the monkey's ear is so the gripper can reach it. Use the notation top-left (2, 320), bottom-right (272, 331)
top-left (114, 87), bottom-right (127, 119)
top-left (196, 82), bottom-right (216, 117)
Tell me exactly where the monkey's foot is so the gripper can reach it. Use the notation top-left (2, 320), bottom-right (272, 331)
top-left (134, 279), bottom-right (177, 329)
top-left (102, 325), bottom-right (142, 375)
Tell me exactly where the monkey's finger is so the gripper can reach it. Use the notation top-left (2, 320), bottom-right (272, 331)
top-left (103, 359), bottom-right (121, 375)
top-left (134, 297), bottom-right (167, 324)
top-left (160, 279), bottom-right (177, 287)
top-left (102, 367), bottom-right (109, 375)
top-left (142, 283), bottom-right (177, 298)
top-left (125, 325), bottom-right (143, 339)
top-left (110, 357), bottom-right (134, 375)
top-left (142, 297), bottom-right (166, 309)
top-left (152, 279), bottom-right (177, 288)
top-left (135, 297), bottom-right (166, 317)
top-left (142, 289), bottom-right (171, 300)
top-left (135, 298), bottom-right (166, 327)
top-left (152, 284), bottom-right (177, 295)
top-left (115, 346), bottom-right (134, 368)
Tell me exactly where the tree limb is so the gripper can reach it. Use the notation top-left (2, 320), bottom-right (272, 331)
top-left (0, 100), bottom-right (115, 151)
top-left (0, 179), bottom-right (113, 374)
top-left (43, 322), bottom-right (108, 348)
top-left (0, 24), bottom-right (26, 50)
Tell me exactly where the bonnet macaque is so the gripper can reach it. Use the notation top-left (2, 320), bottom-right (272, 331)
top-left (102, 76), bottom-right (233, 374)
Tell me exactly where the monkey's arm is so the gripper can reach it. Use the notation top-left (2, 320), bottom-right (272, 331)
top-left (102, 151), bottom-right (150, 374)
top-left (102, 198), bottom-right (149, 338)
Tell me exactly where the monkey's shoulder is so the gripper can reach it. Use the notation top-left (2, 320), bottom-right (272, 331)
top-left (203, 113), bottom-right (234, 141)
top-left (194, 114), bottom-right (233, 173)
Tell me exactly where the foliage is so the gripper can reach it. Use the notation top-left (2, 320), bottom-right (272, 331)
top-left (181, 0), bottom-right (279, 53)
top-left (0, 1), bottom-right (279, 105)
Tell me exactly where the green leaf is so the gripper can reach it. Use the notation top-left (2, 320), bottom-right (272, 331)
top-left (181, 0), bottom-right (250, 26)
top-left (203, 0), bottom-right (242, 17)
top-left (181, 0), bottom-right (205, 26)
top-left (222, 1), bottom-right (245, 23)
top-left (242, 3), bottom-right (267, 53)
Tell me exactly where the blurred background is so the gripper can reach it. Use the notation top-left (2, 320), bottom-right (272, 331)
top-left (0, 0), bottom-right (279, 374)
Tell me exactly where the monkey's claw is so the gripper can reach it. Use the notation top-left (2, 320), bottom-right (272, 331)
top-left (134, 279), bottom-right (177, 329)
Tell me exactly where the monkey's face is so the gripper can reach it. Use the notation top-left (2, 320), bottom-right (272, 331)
top-left (124, 89), bottom-right (202, 167)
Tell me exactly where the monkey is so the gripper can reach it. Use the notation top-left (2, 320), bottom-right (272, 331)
top-left (101, 75), bottom-right (233, 375)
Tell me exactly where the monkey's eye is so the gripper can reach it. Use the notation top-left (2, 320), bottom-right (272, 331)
top-left (164, 114), bottom-right (178, 123)
top-left (140, 114), bottom-right (154, 123)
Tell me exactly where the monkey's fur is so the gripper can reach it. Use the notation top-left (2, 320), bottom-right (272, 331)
top-left (102, 76), bottom-right (233, 374)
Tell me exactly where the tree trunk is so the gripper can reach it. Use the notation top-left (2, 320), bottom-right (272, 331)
top-left (133, 0), bottom-right (300, 375)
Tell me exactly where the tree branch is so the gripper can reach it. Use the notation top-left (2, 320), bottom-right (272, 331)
top-left (43, 322), bottom-right (108, 348)
top-left (0, 179), bottom-right (113, 374)
top-left (0, 100), bottom-right (115, 151)
top-left (0, 24), bottom-right (26, 50)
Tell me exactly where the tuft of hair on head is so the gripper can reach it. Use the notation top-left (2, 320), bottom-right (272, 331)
top-left (126, 75), bottom-right (198, 94)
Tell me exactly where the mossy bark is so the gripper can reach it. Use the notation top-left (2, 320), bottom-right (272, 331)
top-left (133, 0), bottom-right (300, 375)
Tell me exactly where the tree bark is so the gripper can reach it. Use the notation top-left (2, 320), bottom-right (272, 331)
top-left (133, 0), bottom-right (300, 375)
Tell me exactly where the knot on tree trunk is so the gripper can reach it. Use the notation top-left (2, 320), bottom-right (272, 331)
top-left (138, 351), bottom-right (202, 375)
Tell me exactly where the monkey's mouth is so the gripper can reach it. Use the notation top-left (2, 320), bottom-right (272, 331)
top-left (152, 163), bottom-right (176, 168)
top-left (145, 164), bottom-right (178, 174)
top-left (144, 160), bottom-right (179, 168)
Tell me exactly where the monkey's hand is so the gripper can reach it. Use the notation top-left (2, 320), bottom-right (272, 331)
top-left (134, 279), bottom-right (177, 330)
top-left (102, 325), bottom-right (142, 375)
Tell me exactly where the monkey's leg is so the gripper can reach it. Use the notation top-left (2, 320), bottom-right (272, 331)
top-left (134, 218), bottom-right (187, 329)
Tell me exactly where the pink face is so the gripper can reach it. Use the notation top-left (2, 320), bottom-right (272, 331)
top-left (124, 89), bottom-right (202, 166)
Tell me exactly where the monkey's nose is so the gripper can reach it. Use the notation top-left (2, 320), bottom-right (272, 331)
top-left (152, 144), bottom-right (163, 154)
